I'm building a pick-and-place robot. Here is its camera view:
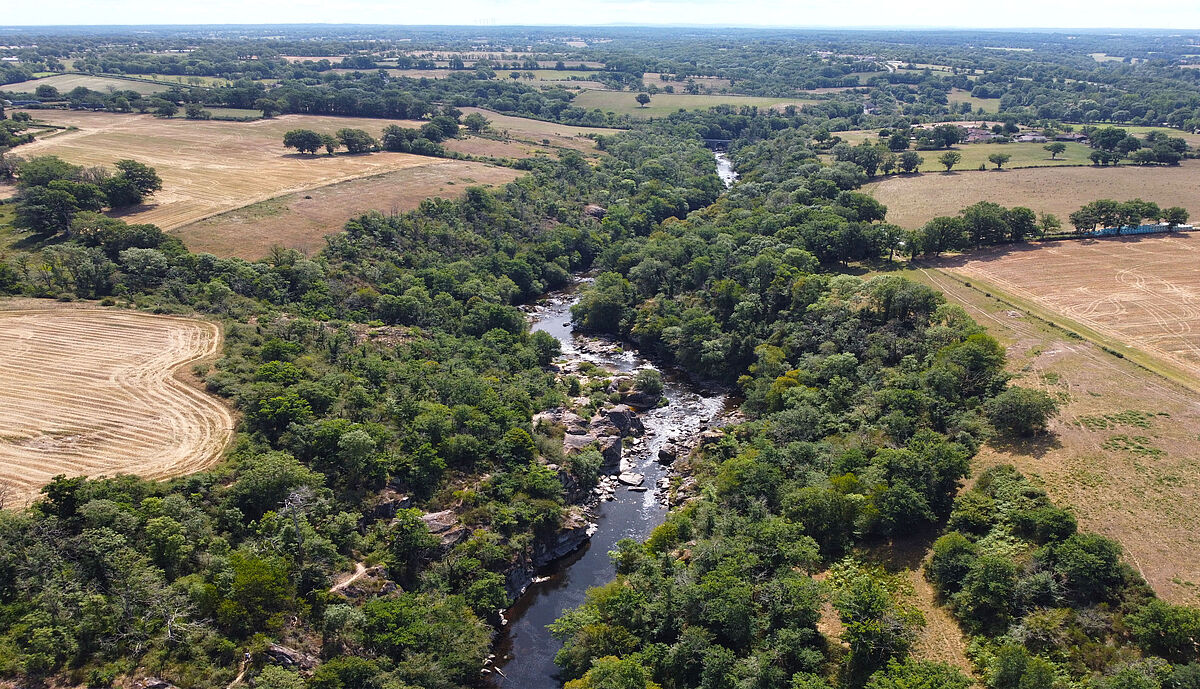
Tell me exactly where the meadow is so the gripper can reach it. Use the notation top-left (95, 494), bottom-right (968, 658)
top-left (2, 73), bottom-right (168, 95)
top-left (571, 90), bottom-right (819, 118)
top-left (906, 261), bottom-right (1200, 604)
top-left (176, 161), bottom-right (523, 258)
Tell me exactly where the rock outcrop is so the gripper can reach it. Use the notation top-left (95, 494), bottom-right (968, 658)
top-left (263, 644), bottom-right (319, 672)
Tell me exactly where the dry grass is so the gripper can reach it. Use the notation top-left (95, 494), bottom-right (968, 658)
top-left (3, 73), bottom-right (167, 95)
top-left (867, 161), bottom-right (1200, 229)
top-left (0, 300), bottom-right (233, 507)
top-left (176, 160), bottom-right (523, 258)
top-left (571, 90), bottom-right (819, 118)
top-left (906, 265), bottom-right (1200, 604)
top-left (9, 110), bottom-right (593, 233)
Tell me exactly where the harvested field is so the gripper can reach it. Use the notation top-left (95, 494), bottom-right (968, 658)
top-left (905, 266), bottom-right (1200, 604)
top-left (177, 160), bottom-right (523, 258)
top-left (1, 73), bottom-right (167, 95)
top-left (10, 110), bottom-right (587, 233)
top-left (867, 161), bottom-right (1200, 229)
top-left (0, 301), bottom-right (233, 507)
top-left (937, 234), bottom-right (1200, 384)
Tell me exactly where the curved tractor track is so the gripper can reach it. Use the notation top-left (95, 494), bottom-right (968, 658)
top-left (0, 304), bottom-right (233, 506)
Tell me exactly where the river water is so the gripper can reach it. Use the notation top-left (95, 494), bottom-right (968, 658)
top-left (489, 152), bottom-right (736, 688)
top-left (491, 286), bottom-right (728, 688)
top-left (715, 151), bottom-right (738, 187)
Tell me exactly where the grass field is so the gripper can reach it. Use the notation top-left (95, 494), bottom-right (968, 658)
top-left (904, 263), bottom-right (1200, 604)
top-left (10, 109), bottom-right (599, 234)
top-left (866, 160), bottom-right (1200, 229)
top-left (176, 161), bottom-right (523, 258)
top-left (642, 73), bottom-right (734, 91)
top-left (125, 73), bottom-right (233, 87)
top-left (1120, 125), bottom-right (1200, 148)
top-left (572, 90), bottom-right (818, 118)
top-left (457, 107), bottom-right (622, 150)
top-left (0, 301), bottom-right (232, 507)
top-left (948, 87), bottom-right (1001, 113)
top-left (2, 73), bottom-right (168, 96)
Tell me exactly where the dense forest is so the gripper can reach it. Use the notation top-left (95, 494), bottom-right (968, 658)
top-left (1, 24), bottom-right (1200, 689)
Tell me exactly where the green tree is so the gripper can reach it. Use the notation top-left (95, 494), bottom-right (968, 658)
top-left (463, 112), bottom-right (489, 133)
top-left (865, 659), bottom-right (971, 689)
top-left (1164, 206), bottom-right (1190, 229)
top-left (1044, 142), bottom-right (1067, 159)
top-left (1127, 599), bottom-right (1200, 663)
top-left (283, 128), bottom-right (323, 155)
top-left (254, 666), bottom-right (305, 689)
top-left (984, 387), bottom-right (1059, 437)
top-left (898, 151), bottom-right (923, 173)
top-left (636, 93), bottom-right (651, 108)
top-left (114, 159), bottom-right (162, 197)
top-left (938, 151), bottom-right (962, 172)
top-left (988, 153), bottom-right (1012, 169)
top-left (337, 128), bottom-right (377, 154)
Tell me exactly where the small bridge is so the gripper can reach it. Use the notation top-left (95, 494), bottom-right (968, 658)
top-left (702, 138), bottom-right (732, 151)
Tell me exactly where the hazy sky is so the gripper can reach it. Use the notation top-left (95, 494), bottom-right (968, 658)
top-left (4, 0), bottom-right (1200, 29)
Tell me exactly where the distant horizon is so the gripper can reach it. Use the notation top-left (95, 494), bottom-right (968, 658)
top-left (2, 0), bottom-right (1199, 33)
top-left (0, 22), bottom-right (1196, 32)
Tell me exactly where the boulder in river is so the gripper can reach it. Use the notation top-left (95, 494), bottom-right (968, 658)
top-left (618, 471), bottom-right (644, 486)
top-left (605, 404), bottom-right (645, 436)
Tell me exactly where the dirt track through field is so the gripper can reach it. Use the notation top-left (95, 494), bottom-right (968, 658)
top-left (0, 302), bottom-right (233, 506)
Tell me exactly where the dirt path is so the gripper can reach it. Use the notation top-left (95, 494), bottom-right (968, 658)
top-left (0, 301), bottom-right (234, 506)
top-left (329, 562), bottom-right (369, 593)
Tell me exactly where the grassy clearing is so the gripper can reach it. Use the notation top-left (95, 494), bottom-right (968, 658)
top-left (901, 266), bottom-right (1200, 604)
top-left (933, 234), bottom-right (1200, 388)
top-left (866, 159), bottom-right (1200, 229)
top-left (1, 73), bottom-right (167, 95)
top-left (948, 87), bottom-right (1001, 113)
top-left (572, 90), bottom-right (818, 118)
top-left (10, 110), bottom-right (471, 230)
top-left (124, 73), bottom-right (233, 87)
top-left (1119, 125), bottom-right (1200, 147)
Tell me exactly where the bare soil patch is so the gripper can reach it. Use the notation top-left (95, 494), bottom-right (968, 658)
top-left (867, 161), bottom-right (1200, 229)
top-left (906, 266), bottom-right (1200, 604)
top-left (176, 160), bottom-right (523, 258)
top-left (0, 301), bottom-right (233, 507)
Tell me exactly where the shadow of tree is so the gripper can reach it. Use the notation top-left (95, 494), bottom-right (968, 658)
top-left (987, 431), bottom-right (1063, 459)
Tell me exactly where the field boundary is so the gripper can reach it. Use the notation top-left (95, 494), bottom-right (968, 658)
top-left (919, 264), bottom-right (1200, 394)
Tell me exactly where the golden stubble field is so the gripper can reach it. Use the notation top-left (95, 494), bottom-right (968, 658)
top-left (11, 110), bottom-right (611, 242)
top-left (867, 161), bottom-right (1200, 229)
top-left (0, 301), bottom-right (233, 507)
top-left (941, 234), bottom-right (1200, 382)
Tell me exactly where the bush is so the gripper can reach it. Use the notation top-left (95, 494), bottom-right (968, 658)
top-left (984, 386), bottom-right (1059, 437)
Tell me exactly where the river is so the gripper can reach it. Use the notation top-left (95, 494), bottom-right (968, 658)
top-left (489, 151), bottom-right (736, 688)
